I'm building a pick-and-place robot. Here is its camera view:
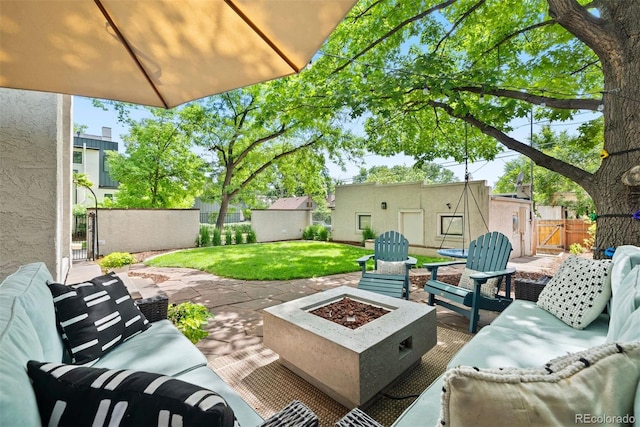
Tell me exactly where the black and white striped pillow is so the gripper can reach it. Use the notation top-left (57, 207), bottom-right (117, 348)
top-left (47, 273), bottom-right (149, 364)
top-left (27, 361), bottom-right (237, 427)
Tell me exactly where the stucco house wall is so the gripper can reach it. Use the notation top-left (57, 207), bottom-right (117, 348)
top-left (489, 196), bottom-right (533, 258)
top-left (332, 181), bottom-right (533, 257)
top-left (0, 89), bottom-right (72, 281)
top-left (251, 209), bottom-right (312, 242)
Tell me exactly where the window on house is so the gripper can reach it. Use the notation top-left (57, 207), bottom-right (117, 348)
top-left (357, 214), bottom-right (372, 231)
top-left (73, 151), bottom-right (82, 164)
top-left (104, 194), bottom-right (113, 200)
top-left (440, 215), bottom-right (464, 236)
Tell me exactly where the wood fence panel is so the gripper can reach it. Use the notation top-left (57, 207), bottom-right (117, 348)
top-left (536, 219), bottom-right (591, 253)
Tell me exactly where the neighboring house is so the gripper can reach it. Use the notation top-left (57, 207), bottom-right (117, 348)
top-left (73, 128), bottom-right (119, 205)
top-left (268, 195), bottom-right (316, 210)
top-left (332, 181), bottom-right (534, 258)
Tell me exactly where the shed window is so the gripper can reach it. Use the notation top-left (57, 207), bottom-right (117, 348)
top-left (73, 151), bottom-right (82, 164)
top-left (440, 215), bottom-right (463, 236)
top-left (357, 214), bottom-right (372, 231)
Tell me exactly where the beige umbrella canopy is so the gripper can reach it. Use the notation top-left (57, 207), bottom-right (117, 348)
top-left (0, 0), bottom-right (357, 108)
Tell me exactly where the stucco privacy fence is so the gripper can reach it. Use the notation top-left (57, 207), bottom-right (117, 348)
top-left (87, 208), bottom-right (200, 256)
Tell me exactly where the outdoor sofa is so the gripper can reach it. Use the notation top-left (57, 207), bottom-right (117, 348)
top-left (392, 245), bottom-right (640, 426)
top-left (0, 262), bottom-right (316, 427)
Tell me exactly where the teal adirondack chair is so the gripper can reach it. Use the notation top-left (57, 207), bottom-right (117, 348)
top-left (356, 231), bottom-right (416, 300)
top-left (424, 231), bottom-right (515, 332)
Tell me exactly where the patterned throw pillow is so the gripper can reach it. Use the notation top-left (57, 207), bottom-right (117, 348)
top-left (376, 260), bottom-right (406, 275)
top-left (27, 361), bottom-right (237, 427)
top-left (537, 256), bottom-right (612, 329)
top-left (458, 268), bottom-right (499, 298)
top-left (47, 273), bottom-right (149, 364)
top-left (439, 341), bottom-right (640, 426)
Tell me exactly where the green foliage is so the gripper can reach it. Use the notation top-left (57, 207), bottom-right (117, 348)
top-left (73, 204), bottom-right (87, 217)
top-left (198, 225), bottom-right (212, 247)
top-left (493, 125), bottom-right (599, 215)
top-left (167, 302), bottom-right (213, 344)
top-left (234, 228), bottom-right (244, 245)
top-left (361, 226), bottom-right (376, 245)
top-left (569, 243), bottom-right (585, 255)
top-left (354, 164), bottom-right (459, 184)
top-left (104, 106), bottom-right (206, 208)
top-left (212, 227), bottom-right (222, 246)
top-left (303, 224), bottom-right (330, 241)
top-left (73, 172), bottom-right (94, 189)
top-left (179, 81), bottom-right (365, 229)
top-left (147, 241), bottom-right (446, 281)
top-left (569, 219), bottom-right (596, 254)
top-left (99, 252), bottom-right (136, 271)
top-left (246, 229), bottom-right (257, 243)
top-left (225, 230), bottom-right (232, 245)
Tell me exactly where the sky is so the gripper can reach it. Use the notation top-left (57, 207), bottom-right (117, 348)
top-left (72, 96), bottom-right (597, 189)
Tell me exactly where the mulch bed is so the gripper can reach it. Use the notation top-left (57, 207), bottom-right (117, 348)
top-left (410, 271), bottom-right (552, 288)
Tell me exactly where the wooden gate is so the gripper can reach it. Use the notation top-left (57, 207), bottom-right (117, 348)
top-left (536, 219), bottom-right (591, 254)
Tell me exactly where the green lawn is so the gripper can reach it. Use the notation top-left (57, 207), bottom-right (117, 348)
top-left (146, 241), bottom-right (445, 280)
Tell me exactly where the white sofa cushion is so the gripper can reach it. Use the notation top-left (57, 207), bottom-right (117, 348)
top-left (440, 341), bottom-right (640, 426)
top-left (537, 256), bottom-right (612, 329)
top-left (607, 248), bottom-right (640, 341)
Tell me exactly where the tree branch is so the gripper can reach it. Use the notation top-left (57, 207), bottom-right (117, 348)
top-left (429, 99), bottom-right (595, 193)
top-left (432, 0), bottom-right (486, 54)
top-left (227, 135), bottom-right (324, 199)
top-left (232, 125), bottom-right (288, 169)
top-left (481, 20), bottom-right (556, 56)
top-left (332, 0), bottom-right (458, 74)
top-left (456, 86), bottom-right (602, 110)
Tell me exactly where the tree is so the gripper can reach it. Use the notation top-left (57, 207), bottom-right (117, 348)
top-left (106, 108), bottom-right (206, 208)
top-left (353, 163), bottom-right (457, 184)
top-left (180, 81), bottom-right (364, 230)
top-left (494, 122), bottom-right (601, 216)
top-left (312, 0), bottom-right (639, 256)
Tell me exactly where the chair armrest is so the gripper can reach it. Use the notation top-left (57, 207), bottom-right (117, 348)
top-left (135, 295), bottom-right (169, 322)
top-left (423, 261), bottom-right (466, 270)
top-left (336, 408), bottom-right (383, 427)
top-left (356, 254), bottom-right (374, 264)
top-left (469, 267), bottom-right (516, 282)
top-left (257, 400), bottom-right (318, 427)
top-left (405, 256), bottom-right (417, 269)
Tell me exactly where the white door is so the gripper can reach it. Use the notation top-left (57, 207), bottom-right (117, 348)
top-left (399, 210), bottom-right (424, 246)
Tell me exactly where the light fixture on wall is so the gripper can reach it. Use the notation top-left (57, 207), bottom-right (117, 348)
top-left (381, 201), bottom-right (387, 210)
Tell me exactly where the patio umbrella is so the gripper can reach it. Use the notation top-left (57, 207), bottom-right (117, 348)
top-left (0, 0), bottom-right (357, 108)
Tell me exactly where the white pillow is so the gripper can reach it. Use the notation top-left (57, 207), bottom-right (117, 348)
top-left (376, 260), bottom-right (406, 275)
top-left (439, 341), bottom-right (640, 426)
top-left (458, 267), bottom-right (499, 298)
top-left (537, 256), bottom-right (612, 329)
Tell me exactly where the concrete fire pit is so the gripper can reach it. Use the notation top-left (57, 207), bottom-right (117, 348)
top-left (263, 286), bottom-right (437, 408)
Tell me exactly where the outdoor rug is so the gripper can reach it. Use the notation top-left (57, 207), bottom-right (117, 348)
top-left (209, 324), bottom-right (472, 427)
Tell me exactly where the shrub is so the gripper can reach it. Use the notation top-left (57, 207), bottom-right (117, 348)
top-left (317, 227), bottom-right (330, 242)
top-left (361, 226), bottom-right (376, 245)
top-left (225, 230), bottom-right (232, 245)
top-left (167, 302), bottom-right (213, 344)
top-left (246, 229), bottom-right (257, 243)
top-left (99, 252), bottom-right (136, 271)
top-left (233, 228), bottom-right (242, 244)
top-left (73, 204), bottom-right (87, 217)
top-left (212, 227), bottom-right (222, 246)
top-left (302, 225), bottom-right (315, 240)
top-left (198, 225), bottom-right (211, 247)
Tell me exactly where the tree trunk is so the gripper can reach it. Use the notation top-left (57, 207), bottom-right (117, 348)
top-left (547, 0), bottom-right (640, 258)
top-left (216, 193), bottom-right (230, 231)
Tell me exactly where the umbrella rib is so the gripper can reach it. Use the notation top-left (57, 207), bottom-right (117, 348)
top-left (225, 0), bottom-right (300, 73)
top-left (94, 0), bottom-right (169, 108)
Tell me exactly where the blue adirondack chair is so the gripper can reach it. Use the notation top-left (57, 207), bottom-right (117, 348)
top-left (424, 231), bottom-right (515, 332)
top-left (356, 231), bottom-right (416, 299)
